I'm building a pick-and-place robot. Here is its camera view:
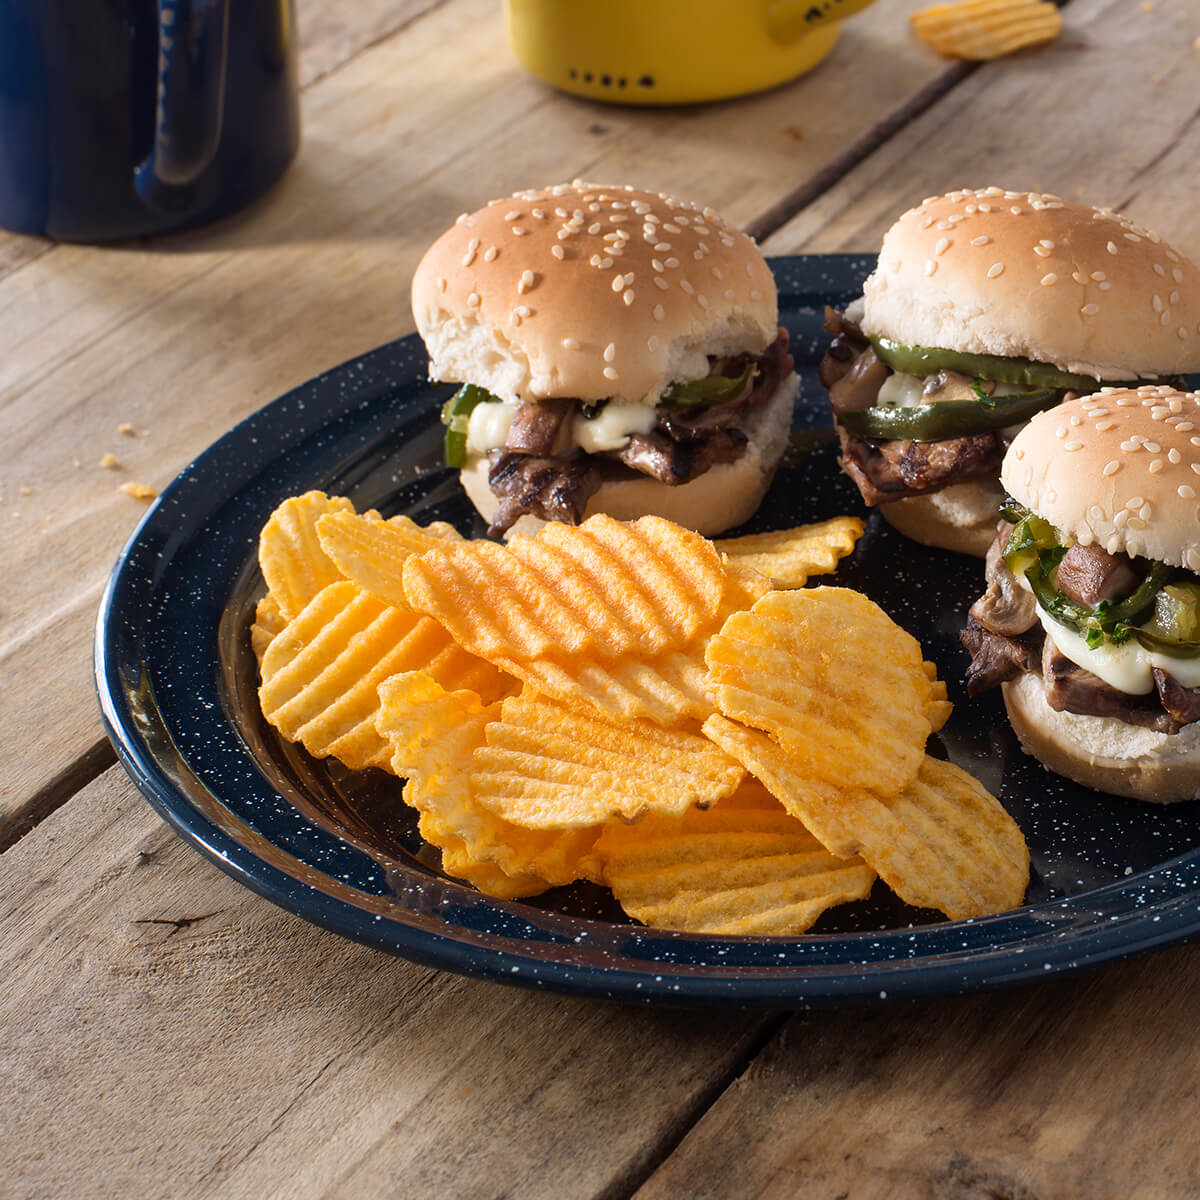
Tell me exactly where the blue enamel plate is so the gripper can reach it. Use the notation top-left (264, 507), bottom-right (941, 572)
top-left (96, 255), bottom-right (1200, 1007)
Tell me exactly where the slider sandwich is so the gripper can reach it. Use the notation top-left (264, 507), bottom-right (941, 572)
top-left (962, 387), bottom-right (1200, 802)
top-left (821, 188), bottom-right (1200, 555)
top-left (411, 182), bottom-right (797, 538)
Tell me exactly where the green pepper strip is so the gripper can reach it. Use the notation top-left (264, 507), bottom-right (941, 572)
top-left (661, 363), bottom-right (756, 410)
top-left (869, 336), bottom-right (1103, 392)
top-left (440, 383), bottom-right (498, 468)
top-left (837, 388), bottom-right (1058, 442)
top-left (1131, 628), bottom-right (1200, 659)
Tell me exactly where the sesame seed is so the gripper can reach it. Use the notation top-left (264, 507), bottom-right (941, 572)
top-left (504, 211), bottom-right (520, 221)
top-left (1095, 420), bottom-right (1116, 432)
top-left (924, 260), bottom-right (938, 277)
top-left (697, 295), bottom-right (709, 308)
top-left (1081, 303), bottom-right (1100, 316)
top-left (1149, 460), bottom-right (1164, 474)
top-left (653, 304), bottom-right (665, 321)
top-left (509, 310), bottom-right (521, 326)
top-left (987, 263), bottom-right (1005, 278)
top-left (680, 280), bottom-right (695, 295)
top-left (647, 336), bottom-right (659, 352)
top-left (1106, 241), bottom-right (1119, 254)
top-left (484, 247), bottom-right (498, 263)
top-left (663, 223), bottom-right (681, 234)
top-left (562, 337), bottom-right (580, 351)
top-left (653, 277), bottom-right (668, 290)
top-left (1034, 245), bottom-right (1051, 258)
top-left (655, 242), bottom-right (672, 252)
top-left (603, 366), bottom-right (618, 381)
top-left (1173, 268), bottom-right (1185, 283)
top-left (623, 289), bottom-right (635, 306)
top-left (515, 305), bottom-right (531, 317)
top-left (1065, 441), bottom-right (1084, 452)
top-left (1153, 264), bottom-right (1167, 277)
top-left (437, 276), bottom-right (448, 292)
top-left (518, 270), bottom-right (535, 293)
top-left (600, 257), bottom-right (614, 269)
top-left (467, 291), bottom-right (480, 308)
top-left (711, 267), bottom-right (723, 280)
top-left (603, 343), bottom-right (616, 362)
top-left (1091, 271), bottom-right (1106, 281)
top-left (531, 208), bottom-right (545, 219)
top-left (935, 238), bottom-right (951, 255)
top-left (665, 257), bottom-right (679, 269)
top-left (750, 289), bottom-right (762, 301)
top-left (611, 275), bottom-right (624, 293)
top-left (551, 244), bottom-right (565, 260)
top-left (1040, 274), bottom-right (1058, 286)
top-left (1180, 328), bottom-right (1191, 340)
top-left (1180, 485), bottom-right (1197, 500)
top-left (512, 226), bottom-right (528, 236)
top-left (971, 235), bottom-right (991, 246)
top-left (1169, 448), bottom-right (1182, 463)
top-left (1103, 461), bottom-right (1121, 476)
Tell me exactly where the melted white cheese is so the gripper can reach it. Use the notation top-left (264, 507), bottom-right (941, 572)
top-left (1036, 605), bottom-right (1200, 694)
top-left (466, 400), bottom-right (518, 455)
top-left (570, 403), bottom-right (657, 453)
top-left (875, 372), bottom-right (926, 408)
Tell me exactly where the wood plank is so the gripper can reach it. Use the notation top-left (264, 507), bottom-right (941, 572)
top-left (1, 767), bottom-right (775, 1200)
top-left (635, 945), bottom-right (1200, 1198)
top-left (764, 0), bottom-right (1200, 258)
top-left (0, 0), bottom-right (963, 829)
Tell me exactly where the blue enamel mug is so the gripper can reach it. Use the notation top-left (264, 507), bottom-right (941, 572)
top-left (0, 0), bottom-right (300, 241)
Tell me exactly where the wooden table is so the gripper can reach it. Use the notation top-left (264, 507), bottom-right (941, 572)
top-left (5, 1), bottom-right (1200, 1195)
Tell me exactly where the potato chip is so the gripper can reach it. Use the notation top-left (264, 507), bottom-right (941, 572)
top-left (911, 0), bottom-right (1062, 60)
top-left (468, 694), bottom-right (744, 828)
top-left (923, 662), bottom-right (954, 733)
top-left (251, 592), bottom-right (287, 664)
top-left (378, 674), bottom-right (603, 890)
top-left (597, 780), bottom-right (876, 935)
top-left (706, 587), bottom-right (932, 796)
top-left (702, 716), bottom-right (1028, 920)
top-left (315, 508), bottom-right (463, 612)
top-left (259, 581), bottom-right (512, 771)
top-left (716, 516), bottom-right (864, 588)
top-left (402, 513), bottom-right (726, 663)
top-left (476, 566), bottom-right (770, 730)
top-left (259, 491), bottom-right (355, 619)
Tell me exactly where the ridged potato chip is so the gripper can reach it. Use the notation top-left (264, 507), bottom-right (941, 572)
top-left (597, 780), bottom-right (876, 935)
top-left (402, 513), bottom-right (726, 663)
top-left (469, 694), bottom-right (744, 828)
top-left (251, 592), bottom-right (287, 664)
top-left (259, 581), bottom-right (512, 771)
top-left (923, 662), bottom-right (954, 733)
top-left (315, 508), bottom-right (463, 612)
top-left (377, 673), bottom-right (602, 889)
top-left (703, 716), bottom-right (1028, 920)
top-left (477, 566), bottom-right (771, 730)
top-left (716, 516), bottom-right (864, 588)
top-left (911, 0), bottom-right (1062, 60)
top-left (259, 491), bottom-right (355, 619)
top-left (706, 587), bottom-right (933, 796)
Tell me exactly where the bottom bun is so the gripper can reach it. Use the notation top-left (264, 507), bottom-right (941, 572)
top-left (1002, 671), bottom-right (1200, 804)
top-left (879, 479), bottom-right (1005, 558)
top-left (461, 372), bottom-right (799, 539)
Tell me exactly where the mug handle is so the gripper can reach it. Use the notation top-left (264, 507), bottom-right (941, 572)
top-left (135, 0), bottom-right (232, 212)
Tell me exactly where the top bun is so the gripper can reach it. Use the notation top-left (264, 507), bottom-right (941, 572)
top-left (1001, 386), bottom-right (1200, 572)
top-left (411, 182), bottom-right (779, 405)
top-left (862, 187), bottom-right (1200, 381)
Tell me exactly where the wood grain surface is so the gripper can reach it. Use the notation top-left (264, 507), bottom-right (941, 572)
top-left (4, 0), bottom-right (1200, 1196)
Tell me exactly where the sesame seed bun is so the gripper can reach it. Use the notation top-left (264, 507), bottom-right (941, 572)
top-left (862, 188), bottom-right (1200, 381)
top-left (1001, 386), bottom-right (1200, 572)
top-left (460, 371), bottom-right (798, 539)
top-left (878, 479), bottom-right (1004, 557)
top-left (1003, 671), bottom-right (1200, 803)
top-left (411, 182), bottom-right (779, 405)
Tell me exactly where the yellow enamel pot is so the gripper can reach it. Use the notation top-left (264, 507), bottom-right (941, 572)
top-left (503, 0), bottom-right (877, 106)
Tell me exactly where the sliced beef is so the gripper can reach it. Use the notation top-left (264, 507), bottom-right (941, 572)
top-left (617, 429), bottom-right (745, 484)
top-left (1054, 541), bottom-right (1139, 608)
top-left (486, 450), bottom-right (602, 538)
top-left (827, 347), bottom-right (890, 417)
top-left (837, 426), bottom-right (1005, 506)
top-left (970, 522), bottom-right (1038, 637)
top-left (1154, 668), bottom-right (1200, 727)
top-left (1042, 639), bottom-right (1181, 733)
top-left (961, 616), bottom-right (1044, 697)
top-left (504, 398), bottom-right (573, 456)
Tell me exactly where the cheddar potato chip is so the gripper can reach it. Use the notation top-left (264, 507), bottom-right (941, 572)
top-left (403, 513), bottom-right (726, 663)
top-left (259, 581), bottom-right (512, 771)
top-left (259, 491), bottom-right (355, 619)
top-left (597, 780), bottom-right (876, 935)
top-left (706, 587), bottom-right (932, 796)
top-left (716, 516), bottom-right (864, 588)
top-left (702, 716), bottom-right (1028, 920)
top-left (251, 592), bottom-right (287, 664)
top-left (377, 673), bottom-right (603, 890)
top-left (315, 508), bottom-right (463, 612)
top-left (469, 694), bottom-right (744, 828)
top-left (911, 0), bottom-right (1062, 60)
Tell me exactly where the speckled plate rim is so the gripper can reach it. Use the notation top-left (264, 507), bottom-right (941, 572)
top-left (95, 255), bottom-right (1200, 1008)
